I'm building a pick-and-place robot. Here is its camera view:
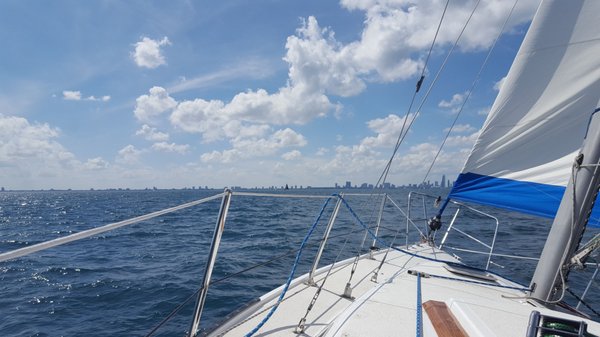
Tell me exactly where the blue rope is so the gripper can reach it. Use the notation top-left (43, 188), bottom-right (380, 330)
top-left (334, 194), bottom-right (531, 290)
top-left (244, 196), bottom-right (333, 337)
top-left (416, 273), bottom-right (423, 337)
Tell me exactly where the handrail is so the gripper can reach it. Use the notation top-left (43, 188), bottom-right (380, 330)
top-left (576, 265), bottom-right (599, 311)
top-left (0, 192), bottom-right (225, 263)
top-left (370, 194), bottom-right (387, 254)
top-left (307, 195), bottom-right (343, 285)
top-left (407, 191), bottom-right (499, 270)
top-left (189, 189), bottom-right (232, 337)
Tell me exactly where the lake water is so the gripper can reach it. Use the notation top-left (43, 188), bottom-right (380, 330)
top-left (0, 188), bottom-right (597, 336)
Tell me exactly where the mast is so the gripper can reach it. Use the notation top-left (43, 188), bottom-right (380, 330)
top-left (530, 110), bottom-right (600, 303)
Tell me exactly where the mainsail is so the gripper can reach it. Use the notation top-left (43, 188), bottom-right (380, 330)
top-left (450, 0), bottom-right (600, 226)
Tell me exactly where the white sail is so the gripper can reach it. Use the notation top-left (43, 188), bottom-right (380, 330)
top-left (450, 0), bottom-right (600, 224)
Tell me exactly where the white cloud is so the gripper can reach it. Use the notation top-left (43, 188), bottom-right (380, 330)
top-left (168, 86), bottom-right (333, 142)
top-left (201, 128), bottom-right (307, 163)
top-left (116, 144), bottom-right (143, 165)
top-left (361, 114), bottom-right (411, 148)
top-left (63, 90), bottom-right (82, 101)
top-left (285, 17), bottom-right (367, 97)
top-left (62, 91), bottom-right (111, 102)
top-left (316, 147), bottom-right (329, 156)
top-left (151, 141), bottom-right (190, 154)
top-left (84, 157), bottom-right (109, 170)
top-left (445, 132), bottom-right (479, 147)
top-left (134, 86), bottom-right (177, 124)
top-left (494, 76), bottom-right (506, 91)
top-left (340, 0), bottom-right (538, 52)
top-left (168, 59), bottom-right (275, 94)
top-left (478, 106), bottom-right (491, 116)
top-left (222, 121), bottom-right (271, 140)
top-left (135, 124), bottom-right (169, 142)
top-left (282, 150), bottom-right (302, 160)
top-left (169, 98), bottom-right (226, 141)
top-left (444, 124), bottom-right (476, 134)
top-left (0, 115), bottom-right (73, 163)
top-left (438, 92), bottom-right (466, 111)
top-left (131, 36), bottom-right (171, 69)
top-left (0, 115), bottom-right (79, 185)
top-left (115, 1), bottom-right (539, 188)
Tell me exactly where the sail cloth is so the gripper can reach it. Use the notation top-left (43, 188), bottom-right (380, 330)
top-left (449, 0), bottom-right (600, 227)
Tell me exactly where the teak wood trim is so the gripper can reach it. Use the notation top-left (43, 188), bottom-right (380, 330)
top-left (423, 300), bottom-right (469, 337)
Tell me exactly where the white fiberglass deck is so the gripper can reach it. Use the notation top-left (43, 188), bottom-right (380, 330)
top-left (206, 243), bottom-right (600, 337)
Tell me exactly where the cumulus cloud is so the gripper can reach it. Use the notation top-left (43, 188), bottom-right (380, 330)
top-left (285, 17), bottom-right (367, 96)
top-left (0, 115), bottom-right (73, 162)
top-left (201, 128), bottom-right (307, 163)
top-left (120, 1), bottom-right (538, 186)
top-left (478, 106), bottom-right (491, 116)
top-left (0, 114), bottom-right (80, 184)
top-left (438, 92), bottom-right (467, 112)
top-left (316, 147), bottom-right (329, 156)
top-left (134, 86), bottom-right (177, 124)
top-left (84, 157), bottom-right (109, 170)
top-left (133, 2), bottom-right (537, 164)
top-left (341, 0), bottom-right (538, 52)
top-left (116, 144), bottom-right (143, 165)
top-left (282, 150), bottom-right (302, 160)
top-left (131, 36), bottom-right (171, 69)
top-left (494, 76), bottom-right (506, 91)
top-left (63, 90), bottom-right (82, 101)
top-left (445, 132), bottom-right (479, 147)
top-left (135, 124), bottom-right (169, 142)
top-left (151, 141), bottom-right (190, 154)
top-left (361, 114), bottom-right (411, 148)
top-left (444, 124), bottom-right (476, 134)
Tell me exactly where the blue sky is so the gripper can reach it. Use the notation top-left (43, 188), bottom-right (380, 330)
top-left (0, 0), bottom-right (540, 190)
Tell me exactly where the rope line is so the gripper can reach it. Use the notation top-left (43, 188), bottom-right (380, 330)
top-left (145, 225), bottom-right (377, 336)
top-left (421, 0), bottom-right (520, 184)
top-left (413, 271), bottom-right (530, 292)
top-left (416, 272), bottom-right (423, 337)
top-left (375, 0), bottom-right (450, 191)
top-left (243, 196), bottom-right (333, 337)
top-left (567, 288), bottom-right (600, 318)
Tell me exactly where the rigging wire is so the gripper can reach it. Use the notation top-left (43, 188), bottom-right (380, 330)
top-left (343, 0), bottom-right (452, 294)
top-left (144, 225), bottom-right (375, 337)
top-left (421, 0), bottom-right (520, 185)
top-left (243, 197), bottom-right (333, 337)
top-left (295, 236), bottom-right (351, 333)
top-left (374, 0), bottom-right (450, 191)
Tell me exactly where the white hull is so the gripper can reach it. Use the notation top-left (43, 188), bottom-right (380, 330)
top-left (206, 243), bottom-right (600, 336)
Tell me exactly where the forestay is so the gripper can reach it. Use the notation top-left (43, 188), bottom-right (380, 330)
top-left (450, 0), bottom-right (600, 226)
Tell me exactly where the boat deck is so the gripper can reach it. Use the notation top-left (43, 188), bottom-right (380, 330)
top-left (206, 243), bottom-right (600, 337)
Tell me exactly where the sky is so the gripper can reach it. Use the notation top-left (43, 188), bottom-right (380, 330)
top-left (0, 0), bottom-right (542, 190)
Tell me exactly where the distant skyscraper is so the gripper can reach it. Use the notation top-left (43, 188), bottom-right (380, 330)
top-left (441, 175), bottom-right (446, 188)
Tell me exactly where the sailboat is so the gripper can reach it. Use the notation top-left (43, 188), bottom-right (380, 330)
top-left (1, 0), bottom-right (599, 336)
top-left (189, 0), bottom-right (600, 336)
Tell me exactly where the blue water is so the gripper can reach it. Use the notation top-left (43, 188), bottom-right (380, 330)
top-left (0, 189), bottom-right (597, 336)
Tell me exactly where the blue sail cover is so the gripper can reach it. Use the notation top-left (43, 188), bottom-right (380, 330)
top-left (450, 0), bottom-right (600, 227)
